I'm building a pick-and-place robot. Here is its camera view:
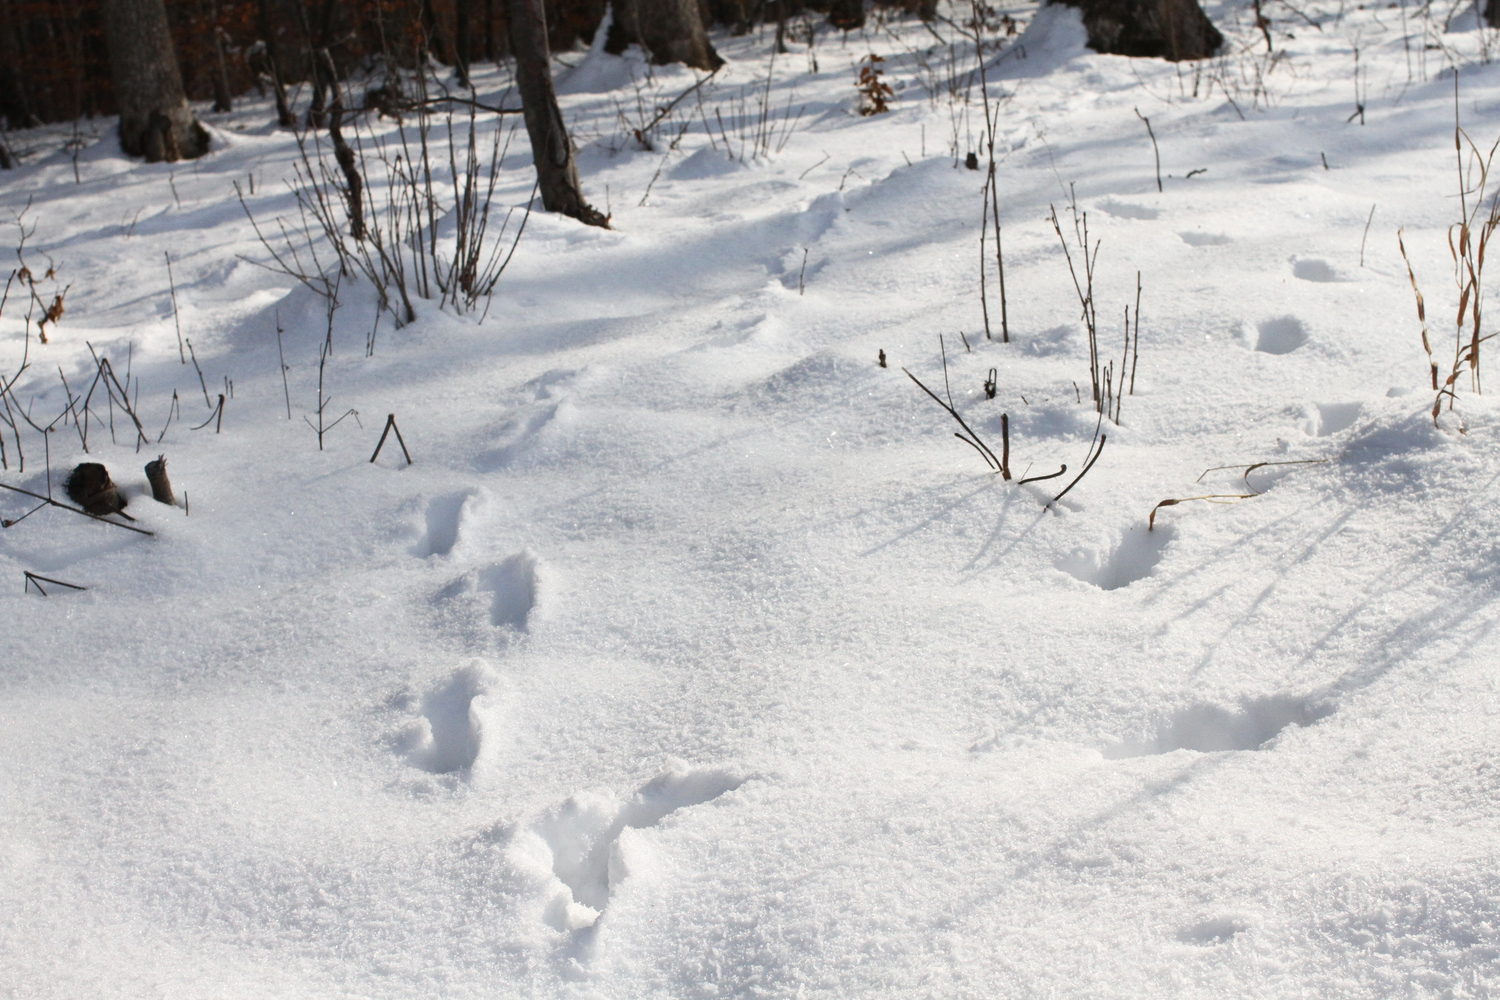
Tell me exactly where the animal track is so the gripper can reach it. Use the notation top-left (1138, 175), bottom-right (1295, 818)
top-left (480, 553), bottom-right (538, 629)
top-left (521, 765), bottom-right (746, 930)
top-left (1254, 316), bottom-right (1308, 355)
top-left (398, 660), bottom-right (499, 774)
top-left (1179, 231), bottom-right (1231, 247)
top-left (1105, 694), bottom-right (1335, 757)
top-left (1057, 524), bottom-right (1173, 591)
top-left (413, 491), bottom-right (479, 557)
top-left (1177, 918), bottom-right (1246, 944)
top-left (476, 405), bottom-right (560, 472)
top-left (430, 552), bottom-right (542, 632)
top-left (1305, 402), bottom-right (1361, 437)
top-left (1098, 200), bottom-right (1159, 220)
top-left (1292, 257), bottom-right (1339, 282)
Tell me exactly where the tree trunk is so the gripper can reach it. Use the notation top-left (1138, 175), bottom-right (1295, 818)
top-left (605, 0), bottom-right (722, 69)
top-left (456, 0), bottom-right (473, 87)
top-left (1047, 0), bottom-right (1221, 60)
top-left (507, 0), bottom-right (608, 226)
top-left (484, 0), bottom-right (500, 61)
top-left (826, 0), bottom-right (864, 31)
top-left (100, 0), bottom-right (209, 161)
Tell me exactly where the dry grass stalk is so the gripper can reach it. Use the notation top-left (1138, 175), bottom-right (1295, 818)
top-left (1149, 494), bottom-right (1254, 530)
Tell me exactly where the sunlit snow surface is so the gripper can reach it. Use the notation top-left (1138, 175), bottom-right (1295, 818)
top-left (4, 2), bottom-right (1500, 996)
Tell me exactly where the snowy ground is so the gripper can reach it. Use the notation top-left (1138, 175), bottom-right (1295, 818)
top-left (5, 1), bottom-right (1500, 995)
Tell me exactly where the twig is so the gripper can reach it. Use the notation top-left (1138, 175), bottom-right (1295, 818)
top-left (1149, 493), bottom-right (1254, 530)
top-left (186, 339), bottom-right (211, 409)
top-left (1359, 204), bottom-right (1376, 267)
top-left (1017, 464), bottom-right (1066, 485)
top-left (24, 570), bottom-right (87, 596)
top-left (276, 310), bottom-right (291, 418)
top-left (165, 252), bottom-right (185, 363)
top-left (370, 413), bottom-right (413, 464)
top-left (1195, 457), bottom-right (1327, 492)
top-left (1135, 107), bottom-right (1162, 193)
top-left (0, 481), bottom-right (154, 535)
top-left (1050, 434), bottom-right (1106, 505)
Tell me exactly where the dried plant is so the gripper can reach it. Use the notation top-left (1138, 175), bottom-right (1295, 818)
top-left (857, 54), bottom-right (893, 115)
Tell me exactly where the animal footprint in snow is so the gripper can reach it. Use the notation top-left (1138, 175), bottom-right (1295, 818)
top-left (1177, 918), bottom-right (1246, 944)
top-left (412, 490), bottom-right (482, 558)
top-left (476, 369), bottom-right (578, 472)
top-left (396, 659), bottom-right (501, 774)
top-left (1104, 694), bottom-right (1334, 757)
top-left (1253, 316), bottom-right (1308, 355)
top-left (511, 764), bottom-right (747, 931)
top-left (1291, 257), bottom-right (1340, 282)
top-left (481, 553), bottom-right (538, 629)
top-left (433, 551), bottom-right (541, 631)
top-left (1056, 523), bottom-right (1172, 591)
top-left (1301, 402), bottom-right (1361, 437)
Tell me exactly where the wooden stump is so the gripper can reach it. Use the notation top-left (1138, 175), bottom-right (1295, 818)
top-left (145, 455), bottom-right (174, 505)
top-left (64, 463), bottom-right (128, 516)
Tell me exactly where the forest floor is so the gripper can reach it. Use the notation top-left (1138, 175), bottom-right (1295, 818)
top-left (5, 0), bottom-right (1500, 996)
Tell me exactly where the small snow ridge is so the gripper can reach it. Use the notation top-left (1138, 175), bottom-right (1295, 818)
top-left (1305, 402), bottom-right (1362, 437)
top-left (1177, 918), bottom-right (1246, 944)
top-left (1057, 524), bottom-right (1172, 591)
top-left (1106, 694), bottom-right (1335, 757)
top-left (479, 553), bottom-right (538, 630)
top-left (1023, 324), bottom-right (1077, 357)
top-left (527, 765), bottom-right (746, 929)
top-left (1179, 231), bottom-right (1231, 247)
top-left (669, 145), bottom-right (747, 181)
top-left (413, 491), bottom-right (478, 557)
top-left (1255, 316), bottom-right (1308, 355)
top-left (1292, 258), bottom-right (1340, 282)
top-left (400, 660), bottom-right (498, 774)
top-left (1098, 200), bottom-right (1159, 220)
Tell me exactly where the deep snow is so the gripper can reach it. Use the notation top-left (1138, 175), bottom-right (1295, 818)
top-left (5, 0), bottom-right (1500, 996)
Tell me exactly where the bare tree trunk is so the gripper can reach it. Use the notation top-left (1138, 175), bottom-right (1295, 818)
top-left (508, 0), bottom-right (608, 226)
top-left (208, 0), bottom-right (233, 113)
top-left (456, 0), bottom-right (473, 86)
top-left (100, 0), bottom-right (209, 161)
top-left (606, 0), bottom-right (722, 69)
top-left (1047, 0), bottom-right (1221, 60)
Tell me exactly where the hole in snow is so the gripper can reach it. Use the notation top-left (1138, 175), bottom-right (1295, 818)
top-left (532, 766), bottom-right (746, 929)
top-left (1179, 231), bottom-right (1231, 247)
top-left (1255, 316), bottom-right (1308, 355)
top-left (1292, 258), bottom-right (1339, 282)
top-left (1177, 918), bottom-right (1246, 944)
top-left (1057, 524), bottom-right (1173, 591)
top-left (1105, 694), bottom-right (1335, 757)
top-left (1306, 402), bottom-right (1362, 437)
top-left (1098, 200), bottom-right (1159, 220)
top-left (399, 661), bottom-right (497, 774)
top-left (413, 491), bottom-right (477, 557)
top-left (479, 553), bottom-right (537, 629)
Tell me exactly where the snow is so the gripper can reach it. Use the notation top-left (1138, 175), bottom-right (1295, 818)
top-left (5, 0), bottom-right (1500, 995)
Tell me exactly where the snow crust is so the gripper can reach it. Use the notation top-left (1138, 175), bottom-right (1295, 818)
top-left (5, 0), bottom-right (1500, 995)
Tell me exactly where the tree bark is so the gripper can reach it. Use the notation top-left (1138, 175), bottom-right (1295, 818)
top-left (1047, 0), bottom-right (1222, 60)
top-left (605, 0), bottom-right (722, 69)
top-left (508, 0), bottom-right (608, 226)
top-left (456, 0), bottom-right (474, 86)
top-left (100, 0), bottom-right (209, 161)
